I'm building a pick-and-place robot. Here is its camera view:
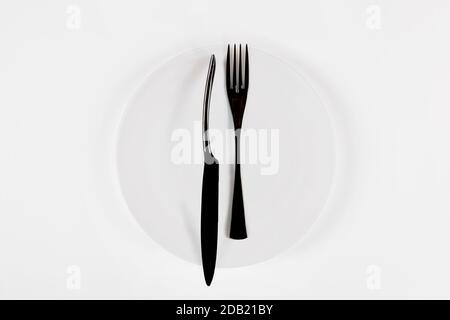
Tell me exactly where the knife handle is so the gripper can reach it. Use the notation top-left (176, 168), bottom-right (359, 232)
top-left (230, 135), bottom-right (248, 240)
top-left (201, 160), bottom-right (219, 286)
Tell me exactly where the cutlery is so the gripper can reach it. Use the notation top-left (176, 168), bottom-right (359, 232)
top-left (226, 44), bottom-right (249, 240)
top-left (201, 55), bottom-right (218, 286)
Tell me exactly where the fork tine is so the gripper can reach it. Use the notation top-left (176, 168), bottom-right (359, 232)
top-left (233, 44), bottom-right (238, 92)
top-left (244, 44), bottom-right (249, 90)
top-left (239, 44), bottom-right (243, 89)
top-left (226, 44), bottom-right (231, 89)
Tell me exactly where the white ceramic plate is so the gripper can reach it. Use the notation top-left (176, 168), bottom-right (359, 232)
top-left (116, 45), bottom-right (335, 267)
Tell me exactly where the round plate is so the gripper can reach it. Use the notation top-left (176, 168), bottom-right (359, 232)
top-left (116, 45), bottom-right (335, 267)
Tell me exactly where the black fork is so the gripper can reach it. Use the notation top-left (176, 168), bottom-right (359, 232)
top-left (226, 44), bottom-right (249, 240)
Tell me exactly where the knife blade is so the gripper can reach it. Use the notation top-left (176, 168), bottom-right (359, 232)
top-left (201, 55), bottom-right (218, 286)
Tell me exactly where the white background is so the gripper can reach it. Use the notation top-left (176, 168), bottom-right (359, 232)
top-left (1, 0), bottom-right (450, 299)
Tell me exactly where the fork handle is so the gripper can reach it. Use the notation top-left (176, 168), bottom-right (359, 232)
top-left (230, 134), bottom-right (248, 239)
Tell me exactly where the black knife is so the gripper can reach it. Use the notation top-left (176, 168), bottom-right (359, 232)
top-left (201, 55), bottom-right (218, 286)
